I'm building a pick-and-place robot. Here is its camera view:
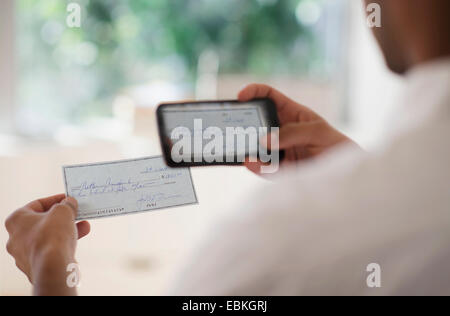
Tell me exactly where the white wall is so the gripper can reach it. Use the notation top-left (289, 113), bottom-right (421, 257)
top-left (0, 0), bottom-right (15, 133)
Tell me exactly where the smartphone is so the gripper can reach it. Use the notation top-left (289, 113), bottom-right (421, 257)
top-left (156, 98), bottom-right (283, 167)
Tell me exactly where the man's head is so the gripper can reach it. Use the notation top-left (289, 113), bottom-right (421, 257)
top-left (365, 0), bottom-right (450, 74)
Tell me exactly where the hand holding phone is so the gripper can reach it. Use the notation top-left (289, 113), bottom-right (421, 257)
top-left (238, 84), bottom-right (359, 175)
top-left (157, 99), bottom-right (283, 168)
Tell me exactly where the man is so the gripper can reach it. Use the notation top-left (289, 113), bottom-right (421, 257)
top-left (5, 0), bottom-right (450, 295)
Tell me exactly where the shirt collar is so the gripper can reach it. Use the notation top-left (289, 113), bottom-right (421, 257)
top-left (392, 57), bottom-right (450, 136)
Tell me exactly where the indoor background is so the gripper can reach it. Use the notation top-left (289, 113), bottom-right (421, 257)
top-left (0, 0), bottom-right (402, 295)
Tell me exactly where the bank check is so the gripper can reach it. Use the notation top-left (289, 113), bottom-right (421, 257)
top-left (63, 156), bottom-right (198, 220)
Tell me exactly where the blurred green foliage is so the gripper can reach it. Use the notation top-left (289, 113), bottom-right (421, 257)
top-left (17, 0), bottom-right (326, 125)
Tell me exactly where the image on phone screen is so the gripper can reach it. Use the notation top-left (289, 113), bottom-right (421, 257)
top-left (157, 99), bottom-right (281, 167)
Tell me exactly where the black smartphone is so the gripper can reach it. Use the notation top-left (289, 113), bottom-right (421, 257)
top-left (156, 98), bottom-right (284, 167)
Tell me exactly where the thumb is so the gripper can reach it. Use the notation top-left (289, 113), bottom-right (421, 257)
top-left (50, 196), bottom-right (79, 220)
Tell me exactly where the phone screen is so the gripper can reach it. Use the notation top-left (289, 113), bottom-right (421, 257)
top-left (157, 99), bottom-right (281, 167)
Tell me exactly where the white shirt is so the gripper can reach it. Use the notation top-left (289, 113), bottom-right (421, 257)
top-left (171, 58), bottom-right (450, 295)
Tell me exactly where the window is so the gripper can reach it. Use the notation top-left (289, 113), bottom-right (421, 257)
top-left (14, 0), bottom-right (347, 137)
top-left (0, 0), bottom-right (15, 133)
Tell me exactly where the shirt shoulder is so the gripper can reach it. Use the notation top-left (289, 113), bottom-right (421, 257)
top-left (171, 113), bottom-right (450, 295)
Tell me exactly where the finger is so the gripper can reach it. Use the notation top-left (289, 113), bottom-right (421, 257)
top-left (243, 157), bottom-right (275, 177)
top-left (163, 136), bottom-right (174, 150)
top-left (60, 197), bottom-right (78, 218)
top-left (26, 194), bottom-right (67, 213)
top-left (238, 84), bottom-right (291, 111)
top-left (243, 158), bottom-right (263, 175)
top-left (259, 130), bottom-right (280, 150)
top-left (76, 221), bottom-right (91, 240)
top-left (50, 197), bottom-right (78, 220)
top-left (275, 122), bottom-right (322, 150)
top-left (238, 84), bottom-right (318, 125)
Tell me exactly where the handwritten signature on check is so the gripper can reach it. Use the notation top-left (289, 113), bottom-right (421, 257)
top-left (63, 156), bottom-right (198, 220)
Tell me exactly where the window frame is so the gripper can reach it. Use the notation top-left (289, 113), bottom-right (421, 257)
top-left (0, 0), bottom-right (15, 133)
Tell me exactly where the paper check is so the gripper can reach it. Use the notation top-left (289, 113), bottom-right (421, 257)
top-left (63, 156), bottom-right (198, 220)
